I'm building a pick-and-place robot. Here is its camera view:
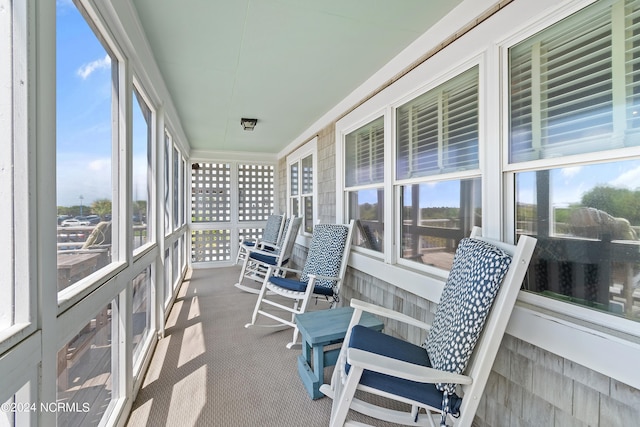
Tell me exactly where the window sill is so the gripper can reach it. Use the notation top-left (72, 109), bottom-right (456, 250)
top-left (348, 250), bottom-right (447, 305)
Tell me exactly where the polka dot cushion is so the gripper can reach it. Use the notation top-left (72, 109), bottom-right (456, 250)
top-left (425, 237), bottom-right (512, 393)
top-left (300, 224), bottom-right (349, 290)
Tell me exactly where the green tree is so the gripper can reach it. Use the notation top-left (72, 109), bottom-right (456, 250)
top-left (581, 186), bottom-right (640, 225)
top-left (91, 199), bottom-right (112, 220)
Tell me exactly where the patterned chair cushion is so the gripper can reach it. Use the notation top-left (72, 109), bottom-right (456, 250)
top-left (300, 224), bottom-right (349, 290)
top-left (268, 276), bottom-right (334, 296)
top-left (269, 217), bottom-right (291, 255)
top-left (249, 251), bottom-right (288, 266)
top-left (262, 214), bottom-right (283, 245)
top-left (425, 238), bottom-right (512, 393)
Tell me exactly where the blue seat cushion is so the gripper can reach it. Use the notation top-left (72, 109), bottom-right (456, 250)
top-left (348, 325), bottom-right (462, 416)
top-left (268, 276), bottom-right (334, 296)
top-left (249, 251), bottom-right (288, 266)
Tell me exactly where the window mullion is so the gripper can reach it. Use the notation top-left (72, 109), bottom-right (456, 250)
top-left (532, 41), bottom-right (542, 156)
top-left (437, 91), bottom-right (444, 171)
top-left (612, 0), bottom-right (626, 140)
top-left (368, 128), bottom-right (374, 183)
top-left (408, 106), bottom-right (414, 177)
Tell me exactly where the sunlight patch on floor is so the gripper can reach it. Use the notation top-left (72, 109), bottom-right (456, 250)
top-left (166, 365), bottom-right (207, 426)
top-left (178, 322), bottom-right (205, 368)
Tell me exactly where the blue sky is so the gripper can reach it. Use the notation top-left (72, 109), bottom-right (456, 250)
top-left (517, 159), bottom-right (640, 207)
top-left (56, 0), bottom-right (148, 209)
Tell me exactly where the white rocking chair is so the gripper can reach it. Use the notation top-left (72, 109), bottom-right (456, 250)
top-left (235, 213), bottom-right (284, 265)
top-left (234, 216), bottom-right (302, 294)
top-left (320, 227), bottom-right (536, 427)
top-left (245, 220), bottom-right (355, 348)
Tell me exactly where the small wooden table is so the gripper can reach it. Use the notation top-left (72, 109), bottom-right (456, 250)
top-left (295, 306), bottom-right (384, 399)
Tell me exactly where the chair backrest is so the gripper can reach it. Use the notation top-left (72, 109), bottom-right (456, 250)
top-left (300, 220), bottom-right (354, 292)
top-left (277, 216), bottom-right (302, 261)
top-left (428, 226), bottom-right (536, 425)
top-left (261, 214), bottom-right (284, 246)
top-left (425, 236), bottom-right (512, 393)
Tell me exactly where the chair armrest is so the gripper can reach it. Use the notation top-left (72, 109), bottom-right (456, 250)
top-left (350, 299), bottom-right (431, 331)
top-left (273, 266), bottom-right (303, 275)
top-left (257, 242), bottom-right (277, 251)
top-left (248, 247), bottom-right (282, 257)
top-left (347, 348), bottom-right (472, 386)
top-left (306, 273), bottom-right (342, 282)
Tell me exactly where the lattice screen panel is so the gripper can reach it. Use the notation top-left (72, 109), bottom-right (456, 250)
top-left (238, 164), bottom-right (274, 221)
top-left (191, 163), bottom-right (231, 222)
top-left (239, 228), bottom-right (263, 243)
top-left (191, 229), bottom-right (231, 262)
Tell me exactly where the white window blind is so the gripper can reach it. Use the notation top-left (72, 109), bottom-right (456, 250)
top-left (509, 0), bottom-right (640, 163)
top-left (396, 66), bottom-right (479, 180)
top-left (625, 0), bottom-right (640, 130)
top-left (345, 116), bottom-right (384, 187)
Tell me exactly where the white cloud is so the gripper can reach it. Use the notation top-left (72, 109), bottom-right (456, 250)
top-left (76, 54), bottom-right (111, 80)
top-left (610, 166), bottom-right (640, 189)
top-left (561, 166), bottom-right (582, 178)
top-left (88, 158), bottom-right (111, 172)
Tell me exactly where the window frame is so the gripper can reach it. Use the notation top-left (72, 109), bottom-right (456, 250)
top-left (336, 58), bottom-right (483, 276)
top-left (339, 113), bottom-right (388, 258)
top-left (56, 0), bottom-right (128, 310)
top-left (287, 137), bottom-right (318, 237)
top-left (132, 80), bottom-right (156, 255)
top-left (501, 0), bottom-right (640, 337)
top-left (392, 63), bottom-right (482, 274)
top-left (0, 0), bottom-right (36, 354)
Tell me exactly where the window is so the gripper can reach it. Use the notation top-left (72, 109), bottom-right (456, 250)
top-left (164, 248), bottom-right (171, 307)
top-left (56, 1), bottom-right (116, 294)
top-left (344, 117), bottom-right (385, 252)
top-left (132, 266), bottom-right (151, 366)
top-left (396, 67), bottom-right (479, 180)
top-left (400, 179), bottom-right (481, 270)
top-left (132, 87), bottom-right (152, 252)
top-left (1, 381), bottom-right (33, 427)
top-left (173, 240), bottom-right (179, 285)
top-left (509, 0), bottom-right (640, 162)
top-left (396, 66), bottom-right (481, 269)
top-left (57, 299), bottom-right (118, 425)
top-left (288, 138), bottom-right (317, 234)
top-left (173, 146), bottom-right (180, 229)
top-left (508, 0), bottom-right (640, 322)
top-left (164, 131), bottom-right (171, 234)
top-left (0, 0), bottom-right (29, 340)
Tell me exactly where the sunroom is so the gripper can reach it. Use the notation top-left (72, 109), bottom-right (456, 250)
top-left (2, 0), bottom-right (640, 426)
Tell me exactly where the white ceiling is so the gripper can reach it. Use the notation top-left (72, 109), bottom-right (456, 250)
top-left (132, 0), bottom-right (463, 155)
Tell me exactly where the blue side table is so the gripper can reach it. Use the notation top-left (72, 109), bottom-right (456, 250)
top-left (295, 306), bottom-right (384, 399)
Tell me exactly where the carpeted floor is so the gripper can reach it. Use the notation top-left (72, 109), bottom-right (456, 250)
top-left (125, 267), bottom-right (405, 427)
